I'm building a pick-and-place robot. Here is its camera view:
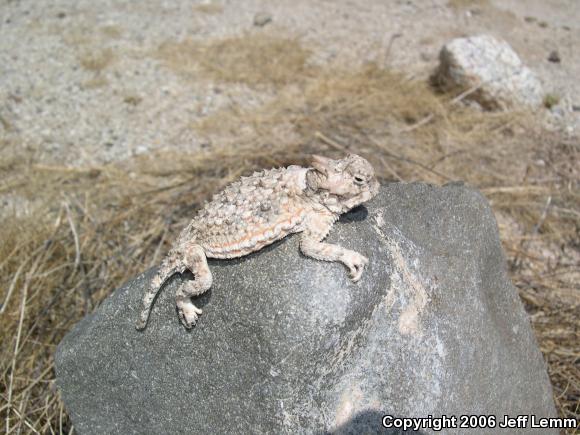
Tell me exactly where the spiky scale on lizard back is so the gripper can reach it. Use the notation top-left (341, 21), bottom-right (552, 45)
top-left (136, 154), bottom-right (380, 330)
top-left (176, 166), bottom-right (309, 259)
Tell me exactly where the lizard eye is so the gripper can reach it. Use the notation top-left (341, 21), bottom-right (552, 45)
top-left (353, 175), bottom-right (365, 185)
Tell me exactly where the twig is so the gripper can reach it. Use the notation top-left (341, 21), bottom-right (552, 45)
top-left (32, 164), bottom-right (102, 174)
top-left (4, 407), bottom-right (39, 435)
top-left (402, 114), bottom-right (434, 132)
top-left (553, 206), bottom-right (580, 219)
top-left (379, 156), bottom-right (404, 181)
top-left (449, 83), bottom-right (484, 105)
top-left (489, 118), bottom-right (517, 134)
top-left (30, 393), bottom-right (57, 433)
top-left (368, 136), bottom-right (451, 181)
top-left (0, 243), bottom-right (24, 272)
top-left (384, 33), bottom-right (402, 66)
top-left (0, 185), bottom-right (25, 200)
top-left (531, 196), bottom-right (552, 236)
top-left (314, 131), bottom-right (348, 152)
top-left (63, 199), bottom-right (92, 314)
top-left (429, 150), bottom-right (466, 169)
top-left (59, 399), bottom-right (64, 435)
top-left (63, 202), bottom-right (81, 271)
top-left (0, 259), bottom-right (28, 315)
top-left (402, 83), bottom-right (484, 133)
top-left (17, 380), bottom-right (33, 435)
top-left (482, 186), bottom-right (550, 195)
top-left (511, 196), bottom-right (552, 270)
top-left (6, 267), bottom-right (30, 434)
top-left (72, 193), bottom-right (95, 224)
top-left (12, 364), bottom-right (54, 401)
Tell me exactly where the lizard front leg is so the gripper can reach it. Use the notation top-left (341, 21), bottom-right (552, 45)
top-left (299, 215), bottom-right (368, 282)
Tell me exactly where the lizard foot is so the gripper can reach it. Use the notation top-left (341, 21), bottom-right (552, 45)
top-left (177, 304), bottom-right (203, 329)
top-left (344, 252), bottom-right (368, 282)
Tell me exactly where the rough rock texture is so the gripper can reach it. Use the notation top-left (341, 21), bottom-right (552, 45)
top-left (55, 183), bottom-right (557, 435)
top-left (434, 35), bottom-right (544, 109)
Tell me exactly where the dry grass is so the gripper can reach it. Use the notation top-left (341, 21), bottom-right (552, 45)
top-left (82, 75), bottom-right (109, 90)
top-left (158, 34), bottom-right (313, 86)
top-left (101, 25), bottom-right (123, 39)
top-left (447, 0), bottom-right (490, 10)
top-left (78, 48), bottom-right (115, 72)
top-left (192, 2), bottom-right (224, 15)
top-left (1, 34), bottom-right (579, 434)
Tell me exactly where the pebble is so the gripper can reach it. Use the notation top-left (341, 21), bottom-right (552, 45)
top-left (253, 12), bottom-right (272, 27)
top-left (547, 50), bottom-right (561, 63)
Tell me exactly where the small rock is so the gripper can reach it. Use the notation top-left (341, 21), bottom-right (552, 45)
top-left (8, 93), bottom-right (23, 103)
top-left (134, 145), bottom-right (148, 155)
top-left (549, 105), bottom-right (565, 118)
top-left (123, 95), bottom-right (142, 106)
top-left (572, 105), bottom-right (580, 112)
top-left (253, 12), bottom-right (272, 27)
top-left (433, 34), bottom-right (544, 109)
top-left (547, 50), bottom-right (561, 63)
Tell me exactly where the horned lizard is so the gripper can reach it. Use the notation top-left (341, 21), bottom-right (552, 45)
top-left (136, 154), bottom-right (380, 330)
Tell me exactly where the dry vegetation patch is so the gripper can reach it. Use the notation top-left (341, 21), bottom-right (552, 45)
top-left (78, 48), bottom-right (115, 72)
top-left (158, 34), bottom-right (313, 86)
top-left (192, 2), bottom-right (225, 15)
top-left (1, 34), bottom-right (579, 433)
top-left (447, 0), bottom-right (490, 10)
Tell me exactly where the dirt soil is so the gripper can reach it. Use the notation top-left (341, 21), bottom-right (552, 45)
top-left (1, 0), bottom-right (579, 165)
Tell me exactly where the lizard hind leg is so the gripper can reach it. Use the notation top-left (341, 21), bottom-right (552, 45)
top-left (175, 244), bottom-right (213, 329)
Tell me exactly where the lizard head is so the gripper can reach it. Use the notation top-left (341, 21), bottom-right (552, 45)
top-left (309, 154), bottom-right (380, 210)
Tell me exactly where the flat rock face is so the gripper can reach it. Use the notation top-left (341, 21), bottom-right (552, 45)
top-left (55, 183), bottom-right (557, 435)
top-left (434, 34), bottom-right (544, 109)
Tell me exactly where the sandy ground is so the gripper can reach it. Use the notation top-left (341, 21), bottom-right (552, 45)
top-left (1, 0), bottom-right (579, 166)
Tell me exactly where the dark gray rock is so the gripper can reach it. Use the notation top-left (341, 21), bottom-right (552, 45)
top-left (547, 50), bottom-right (561, 63)
top-left (55, 183), bottom-right (557, 435)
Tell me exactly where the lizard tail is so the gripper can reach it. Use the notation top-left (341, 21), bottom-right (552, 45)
top-left (135, 252), bottom-right (182, 330)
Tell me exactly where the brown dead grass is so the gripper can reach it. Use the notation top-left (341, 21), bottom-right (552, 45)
top-left (78, 48), bottom-right (115, 72)
top-left (1, 34), bottom-right (579, 434)
top-left (192, 2), bottom-right (224, 15)
top-left (158, 34), bottom-right (313, 86)
top-left (447, 0), bottom-right (490, 10)
top-left (101, 25), bottom-right (123, 39)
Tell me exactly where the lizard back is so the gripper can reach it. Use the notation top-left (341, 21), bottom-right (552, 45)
top-left (179, 166), bottom-right (310, 259)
